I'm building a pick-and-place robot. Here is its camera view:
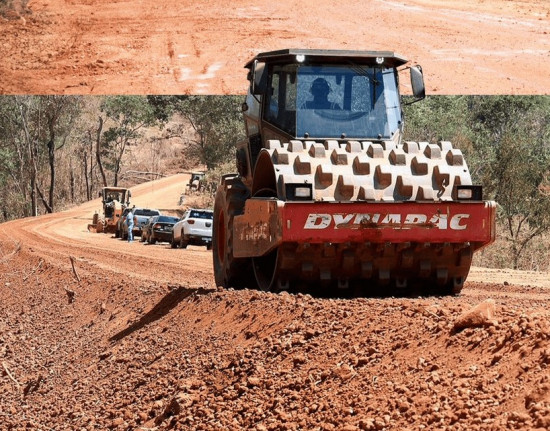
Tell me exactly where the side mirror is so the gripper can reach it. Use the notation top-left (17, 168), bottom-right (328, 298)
top-left (410, 66), bottom-right (425, 100)
top-left (248, 60), bottom-right (257, 93)
top-left (250, 60), bottom-right (267, 95)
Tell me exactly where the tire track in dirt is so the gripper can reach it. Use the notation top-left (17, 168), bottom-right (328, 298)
top-left (2, 0), bottom-right (548, 94)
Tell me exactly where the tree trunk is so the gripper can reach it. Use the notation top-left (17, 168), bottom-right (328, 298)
top-left (17, 98), bottom-right (38, 217)
top-left (69, 160), bottom-right (75, 202)
top-left (95, 116), bottom-right (107, 187)
top-left (83, 150), bottom-right (91, 201)
top-left (36, 182), bottom-right (53, 213)
top-left (47, 137), bottom-right (55, 212)
top-left (30, 175), bottom-right (37, 217)
top-left (113, 158), bottom-right (120, 187)
top-left (113, 136), bottom-right (128, 187)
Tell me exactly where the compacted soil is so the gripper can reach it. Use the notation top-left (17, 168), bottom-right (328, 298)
top-left (1, 174), bottom-right (549, 430)
top-left (0, 0), bottom-right (549, 95)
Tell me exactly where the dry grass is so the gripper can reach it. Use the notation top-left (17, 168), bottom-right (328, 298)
top-left (473, 225), bottom-right (550, 271)
top-left (180, 193), bottom-right (214, 210)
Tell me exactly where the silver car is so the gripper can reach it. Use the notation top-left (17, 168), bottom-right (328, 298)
top-left (171, 209), bottom-right (213, 249)
top-left (118, 207), bottom-right (161, 239)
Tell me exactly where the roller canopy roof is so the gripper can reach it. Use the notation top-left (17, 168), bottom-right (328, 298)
top-left (245, 49), bottom-right (408, 68)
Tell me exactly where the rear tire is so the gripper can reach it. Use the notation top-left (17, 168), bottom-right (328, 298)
top-left (212, 175), bottom-right (253, 289)
top-left (170, 235), bottom-right (178, 248)
top-left (179, 229), bottom-right (188, 249)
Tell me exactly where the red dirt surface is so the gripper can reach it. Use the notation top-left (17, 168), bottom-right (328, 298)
top-left (1, 174), bottom-right (550, 430)
top-left (0, 0), bottom-right (549, 95)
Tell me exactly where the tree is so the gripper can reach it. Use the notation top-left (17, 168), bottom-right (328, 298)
top-left (468, 96), bottom-right (550, 269)
top-left (69, 96), bottom-right (105, 200)
top-left (0, 144), bottom-right (18, 221)
top-left (99, 96), bottom-right (158, 186)
top-left (19, 96), bottom-right (82, 214)
top-left (0, 97), bottom-right (29, 218)
top-left (41, 96), bottom-right (82, 211)
top-left (148, 95), bottom-right (245, 170)
top-left (0, 96), bottom-right (83, 217)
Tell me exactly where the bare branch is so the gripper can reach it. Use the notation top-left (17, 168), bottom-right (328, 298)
top-left (69, 256), bottom-right (81, 282)
top-left (2, 361), bottom-right (21, 389)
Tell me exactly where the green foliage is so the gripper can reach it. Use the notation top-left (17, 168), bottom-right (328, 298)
top-left (0, 147), bottom-right (14, 221)
top-left (146, 95), bottom-right (178, 122)
top-left (101, 96), bottom-right (157, 127)
top-left (0, 97), bottom-right (24, 220)
top-left (403, 96), bottom-right (472, 145)
top-left (148, 95), bottom-right (245, 170)
top-left (468, 96), bottom-right (550, 269)
top-left (0, 96), bottom-right (82, 217)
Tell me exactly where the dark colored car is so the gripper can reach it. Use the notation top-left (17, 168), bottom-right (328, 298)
top-left (140, 215), bottom-right (180, 244)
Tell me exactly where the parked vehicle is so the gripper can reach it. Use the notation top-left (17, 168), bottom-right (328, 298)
top-left (171, 209), bottom-right (213, 249)
top-left (118, 207), bottom-right (160, 239)
top-left (141, 215), bottom-right (180, 244)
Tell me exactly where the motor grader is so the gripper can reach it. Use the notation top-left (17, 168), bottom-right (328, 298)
top-left (88, 186), bottom-right (131, 233)
top-left (185, 172), bottom-right (206, 193)
top-left (212, 49), bottom-right (496, 295)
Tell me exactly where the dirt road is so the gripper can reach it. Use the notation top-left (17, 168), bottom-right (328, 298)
top-left (1, 0), bottom-right (549, 95)
top-left (1, 174), bottom-right (549, 430)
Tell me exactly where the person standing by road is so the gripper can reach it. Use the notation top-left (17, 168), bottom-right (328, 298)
top-left (126, 206), bottom-right (135, 242)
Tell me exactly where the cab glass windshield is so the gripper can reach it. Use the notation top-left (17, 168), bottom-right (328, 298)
top-left (264, 64), bottom-right (401, 140)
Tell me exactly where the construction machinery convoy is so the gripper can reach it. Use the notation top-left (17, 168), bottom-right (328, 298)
top-left (212, 49), bottom-right (496, 295)
top-left (88, 187), bottom-right (132, 233)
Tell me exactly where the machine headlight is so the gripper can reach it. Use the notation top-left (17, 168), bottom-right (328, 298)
top-left (295, 187), bottom-right (311, 198)
top-left (455, 185), bottom-right (483, 201)
top-left (286, 183), bottom-right (313, 201)
top-left (457, 188), bottom-right (472, 199)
